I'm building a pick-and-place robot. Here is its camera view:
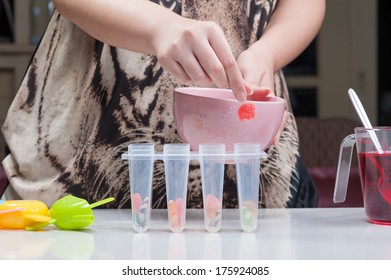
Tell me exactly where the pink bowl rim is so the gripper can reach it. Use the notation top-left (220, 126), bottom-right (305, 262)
top-left (174, 87), bottom-right (285, 104)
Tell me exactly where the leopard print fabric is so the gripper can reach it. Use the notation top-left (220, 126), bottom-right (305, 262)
top-left (1, 0), bottom-right (316, 208)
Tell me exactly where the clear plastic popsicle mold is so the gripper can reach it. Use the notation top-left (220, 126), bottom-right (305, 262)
top-left (199, 144), bottom-right (225, 233)
top-left (122, 143), bottom-right (267, 233)
top-left (164, 144), bottom-right (190, 233)
top-left (235, 143), bottom-right (262, 232)
top-left (128, 144), bottom-right (155, 233)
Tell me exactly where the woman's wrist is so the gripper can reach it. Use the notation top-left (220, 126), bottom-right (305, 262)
top-left (246, 42), bottom-right (276, 73)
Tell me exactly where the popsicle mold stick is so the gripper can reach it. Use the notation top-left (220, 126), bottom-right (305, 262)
top-left (88, 197), bottom-right (115, 209)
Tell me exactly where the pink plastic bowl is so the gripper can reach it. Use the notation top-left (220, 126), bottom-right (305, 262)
top-left (173, 87), bottom-right (286, 151)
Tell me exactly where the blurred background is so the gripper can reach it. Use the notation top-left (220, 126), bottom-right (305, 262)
top-left (0, 1), bottom-right (389, 202)
top-left (1, 0), bottom-right (54, 155)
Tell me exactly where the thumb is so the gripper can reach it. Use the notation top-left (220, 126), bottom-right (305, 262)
top-left (247, 86), bottom-right (271, 101)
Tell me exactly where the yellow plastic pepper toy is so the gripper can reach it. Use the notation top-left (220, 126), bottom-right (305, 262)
top-left (0, 199), bottom-right (51, 229)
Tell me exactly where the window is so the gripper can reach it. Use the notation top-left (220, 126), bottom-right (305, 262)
top-left (284, 40), bottom-right (318, 117)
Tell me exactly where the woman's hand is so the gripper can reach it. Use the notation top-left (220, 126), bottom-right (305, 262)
top-left (154, 19), bottom-right (251, 102)
top-left (237, 47), bottom-right (275, 96)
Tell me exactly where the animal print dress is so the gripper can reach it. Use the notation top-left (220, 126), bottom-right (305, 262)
top-left (1, 0), bottom-right (317, 208)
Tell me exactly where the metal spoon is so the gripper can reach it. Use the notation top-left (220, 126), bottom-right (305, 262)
top-left (348, 88), bottom-right (383, 153)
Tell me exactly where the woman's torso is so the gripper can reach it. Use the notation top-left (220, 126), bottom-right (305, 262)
top-left (2, 0), bottom-right (308, 208)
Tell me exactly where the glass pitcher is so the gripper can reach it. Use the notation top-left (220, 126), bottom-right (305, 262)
top-left (334, 127), bottom-right (391, 225)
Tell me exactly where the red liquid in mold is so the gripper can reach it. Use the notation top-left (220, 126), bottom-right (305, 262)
top-left (359, 151), bottom-right (391, 225)
top-left (238, 103), bottom-right (256, 121)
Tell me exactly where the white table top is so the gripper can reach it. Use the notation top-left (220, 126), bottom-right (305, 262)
top-left (1, 208), bottom-right (390, 260)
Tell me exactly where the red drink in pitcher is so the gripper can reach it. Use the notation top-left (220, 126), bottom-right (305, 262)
top-left (359, 151), bottom-right (391, 225)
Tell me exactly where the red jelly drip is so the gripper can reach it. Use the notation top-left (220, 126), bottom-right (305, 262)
top-left (238, 103), bottom-right (256, 121)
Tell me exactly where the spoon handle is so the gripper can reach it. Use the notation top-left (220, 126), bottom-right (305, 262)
top-left (348, 88), bottom-right (383, 153)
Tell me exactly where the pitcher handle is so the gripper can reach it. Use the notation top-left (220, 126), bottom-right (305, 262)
top-left (334, 134), bottom-right (356, 203)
